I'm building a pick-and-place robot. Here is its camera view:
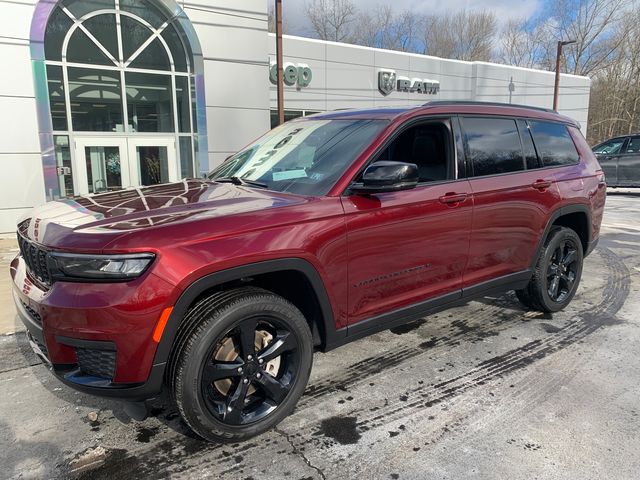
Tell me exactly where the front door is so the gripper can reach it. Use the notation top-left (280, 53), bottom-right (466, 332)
top-left (593, 137), bottom-right (627, 187)
top-left (74, 137), bottom-right (177, 195)
top-left (343, 119), bottom-right (472, 326)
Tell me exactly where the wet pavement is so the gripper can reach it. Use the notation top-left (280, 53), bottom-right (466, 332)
top-left (1, 192), bottom-right (639, 479)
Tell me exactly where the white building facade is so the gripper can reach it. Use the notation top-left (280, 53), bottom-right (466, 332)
top-left (0, 0), bottom-right (591, 233)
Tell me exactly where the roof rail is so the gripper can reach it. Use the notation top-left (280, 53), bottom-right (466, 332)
top-left (422, 100), bottom-right (557, 114)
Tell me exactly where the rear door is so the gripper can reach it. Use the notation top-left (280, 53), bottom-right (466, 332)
top-left (592, 137), bottom-right (627, 186)
top-left (618, 136), bottom-right (640, 186)
top-left (461, 116), bottom-right (560, 288)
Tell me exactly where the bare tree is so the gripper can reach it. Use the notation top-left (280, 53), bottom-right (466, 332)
top-left (458, 10), bottom-right (499, 61)
top-left (552, 0), bottom-right (630, 76)
top-left (422, 10), bottom-right (497, 61)
top-left (498, 18), bottom-right (548, 68)
top-left (305, 0), bottom-right (357, 42)
top-left (351, 10), bottom-right (380, 47)
top-left (374, 5), bottom-right (396, 49)
top-left (421, 14), bottom-right (454, 58)
top-left (389, 10), bottom-right (421, 52)
top-left (587, 7), bottom-right (640, 143)
top-left (267, 4), bottom-right (289, 34)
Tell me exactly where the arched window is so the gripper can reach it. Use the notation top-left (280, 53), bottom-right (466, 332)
top-left (32, 0), bottom-right (206, 197)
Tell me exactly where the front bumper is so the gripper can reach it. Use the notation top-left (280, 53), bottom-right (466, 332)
top-left (11, 254), bottom-right (175, 400)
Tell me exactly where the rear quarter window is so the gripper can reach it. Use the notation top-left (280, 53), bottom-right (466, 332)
top-left (529, 121), bottom-right (579, 166)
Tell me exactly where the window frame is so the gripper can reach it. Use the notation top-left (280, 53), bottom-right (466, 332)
top-left (343, 116), bottom-right (461, 195)
top-left (516, 118), bottom-right (543, 170)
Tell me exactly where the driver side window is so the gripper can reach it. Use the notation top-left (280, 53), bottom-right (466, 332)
top-left (594, 138), bottom-right (625, 155)
top-left (374, 121), bottom-right (452, 183)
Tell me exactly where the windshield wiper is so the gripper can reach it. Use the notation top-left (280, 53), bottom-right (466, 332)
top-left (214, 176), bottom-right (268, 189)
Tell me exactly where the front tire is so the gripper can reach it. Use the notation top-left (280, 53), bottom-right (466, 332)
top-left (172, 287), bottom-right (313, 443)
top-left (516, 226), bottom-right (584, 313)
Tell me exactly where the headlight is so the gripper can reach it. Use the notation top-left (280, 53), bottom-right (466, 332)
top-left (49, 252), bottom-right (155, 281)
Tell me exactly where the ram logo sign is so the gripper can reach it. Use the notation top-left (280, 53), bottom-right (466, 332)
top-left (378, 69), bottom-right (440, 96)
top-left (378, 69), bottom-right (397, 95)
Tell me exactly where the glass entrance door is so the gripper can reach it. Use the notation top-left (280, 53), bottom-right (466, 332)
top-left (74, 137), bottom-right (177, 195)
top-left (127, 138), bottom-right (178, 187)
top-left (75, 137), bottom-right (128, 195)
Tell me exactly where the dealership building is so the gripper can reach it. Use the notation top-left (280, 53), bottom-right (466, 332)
top-left (0, 0), bottom-right (591, 233)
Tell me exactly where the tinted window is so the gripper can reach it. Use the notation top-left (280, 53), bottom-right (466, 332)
top-left (463, 117), bottom-right (525, 177)
top-left (529, 121), bottom-right (579, 166)
top-left (625, 137), bottom-right (640, 154)
top-left (593, 138), bottom-right (626, 155)
top-left (374, 122), bottom-right (450, 183)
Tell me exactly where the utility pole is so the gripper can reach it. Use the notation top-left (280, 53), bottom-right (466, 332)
top-left (275, 0), bottom-right (284, 126)
top-left (553, 39), bottom-right (576, 111)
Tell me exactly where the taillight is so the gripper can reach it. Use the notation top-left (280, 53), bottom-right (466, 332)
top-left (596, 171), bottom-right (606, 187)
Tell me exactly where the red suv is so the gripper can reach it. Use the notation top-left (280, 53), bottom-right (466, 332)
top-left (11, 102), bottom-right (606, 442)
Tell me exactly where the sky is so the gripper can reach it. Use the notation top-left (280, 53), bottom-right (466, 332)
top-left (282, 0), bottom-right (545, 37)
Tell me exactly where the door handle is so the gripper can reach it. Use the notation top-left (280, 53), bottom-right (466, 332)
top-left (532, 179), bottom-right (552, 191)
top-left (439, 192), bottom-right (467, 205)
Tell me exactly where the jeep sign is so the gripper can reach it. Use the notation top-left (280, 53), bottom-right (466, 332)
top-left (270, 63), bottom-right (313, 88)
top-left (378, 69), bottom-right (440, 96)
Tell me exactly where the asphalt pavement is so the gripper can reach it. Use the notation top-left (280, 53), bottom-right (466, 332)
top-left (1, 191), bottom-right (639, 480)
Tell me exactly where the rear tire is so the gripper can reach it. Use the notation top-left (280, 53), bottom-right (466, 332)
top-left (171, 287), bottom-right (313, 443)
top-left (516, 226), bottom-right (584, 313)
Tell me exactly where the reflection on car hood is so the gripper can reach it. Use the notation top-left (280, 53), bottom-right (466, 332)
top-left (18, 179), bottom-right (305, 248)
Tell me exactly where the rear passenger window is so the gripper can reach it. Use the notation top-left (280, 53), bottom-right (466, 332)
top-left (463, 117), bottom-right (525, 177)
top-left (529, 121), bottom-right (579, 166)
top-left (626, 137), bottom-right (640, 153)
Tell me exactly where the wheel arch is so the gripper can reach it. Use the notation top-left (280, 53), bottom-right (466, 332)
top-left (153, 258), bottom-right (341, 369)
top-left (531, 204), bottom-right (592, 269)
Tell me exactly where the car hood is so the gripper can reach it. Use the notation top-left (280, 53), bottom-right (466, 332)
top-left (17, 179), bottom-right (307, 250)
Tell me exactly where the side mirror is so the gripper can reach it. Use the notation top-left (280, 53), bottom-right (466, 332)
top-left (350, 161), bottom-right (419, 194)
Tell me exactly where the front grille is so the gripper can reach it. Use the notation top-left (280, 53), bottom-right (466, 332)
top-left (17, 233), bottom-right (52, 287)
top-left (21, 301), bottom-right (42, 326)
top-left (76, 348), bottom-right (116, 380)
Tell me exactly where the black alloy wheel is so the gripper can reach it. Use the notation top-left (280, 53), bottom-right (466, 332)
top-left (201, 316), bottom-right (300, 425)
top-left (172, 287), bottom-right (313, 443)
top-left (546, 238), bottom-right (579, 303)
top-left (515, 226), bottom-right (584, 313)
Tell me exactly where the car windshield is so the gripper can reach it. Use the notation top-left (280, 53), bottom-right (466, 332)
top-left (208, 119), bottom-right (388, 195)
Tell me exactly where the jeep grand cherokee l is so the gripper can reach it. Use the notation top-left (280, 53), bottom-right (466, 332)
top-left (11, 101), bottom-right (606, 442)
